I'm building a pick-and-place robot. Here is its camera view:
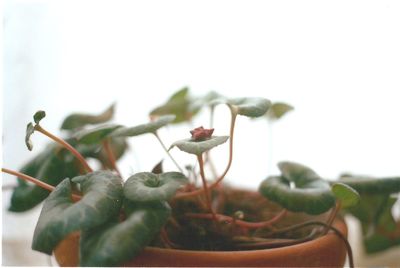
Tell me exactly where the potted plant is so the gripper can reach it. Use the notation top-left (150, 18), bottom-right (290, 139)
top-left (2, 88), bottom-right (400, 267)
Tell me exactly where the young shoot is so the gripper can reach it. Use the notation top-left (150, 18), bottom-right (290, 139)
top-left (26, 111), bottom-right (93, 173)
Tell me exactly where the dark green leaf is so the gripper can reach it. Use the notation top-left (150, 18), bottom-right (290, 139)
top-left (9, 146), bottom-right (80, 212)
top-left (79, 200), bottom-right (170, 266)
top-left (111, 115), bottom-right (175, 137)
top-left (25, 123), bottom-right (35, 151)
top-left (172, 136), bottom-right (229, 155)
top-left (340, 176), bottom-right (400, 194)
top-left (74, 124), bottom-right (122, 144)
top-left (266, 102), bottom-right (294, 120)
top-left (331, 183), bottom-right (360, 208)
top-left (259, 162), bottom-right (335, 215)
top-left (61, 103), bottom-right (115, 130)
top-left (32, 171), bottom-right (123, 255)
top-left (33, 110), bottom-right (46, 124)
top-left (124, 172), bottom-right (188, 202)
top-left (278, 161), bottom-right (322, 186)
top-left (345, 194), bottom-right (400, 253)
top-left (10, 137), bottom-right (128, 212)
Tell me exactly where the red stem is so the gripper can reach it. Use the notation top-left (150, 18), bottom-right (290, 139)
top-left (197, 154), bottom-right (218, 223)
top-left (185, 209), bottom-right (287, 229)
top-left (175, 111), bottom-right (237, 199)
top-left (102, 139), bottom-right (121, 176)
top-left (2, 168), bottom-right (81, 202)
top-left (35, 125), bottom-right (93, 173)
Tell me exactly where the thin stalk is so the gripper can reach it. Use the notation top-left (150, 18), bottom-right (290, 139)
top-left (175, 110), bottom-right (237, 199)
top-left (2, 168), bottom-right (81, 201)
top-left (34, 125), bottom-right (92, 173)
top-left (264, 220), bottom-right (354, 268)
top-left (197, 154), bottom-right (218, 223)
top-left (102, 139), bottom-right (121, 176)
top-left (323, 202), bottom-right (341, 235)
top-left (154, 132), bottom-right (184, 173)
top-left (185, 209), bottom-right (287, 229)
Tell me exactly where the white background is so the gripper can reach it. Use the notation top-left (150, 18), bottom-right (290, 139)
top-left (2, 0), bottom-right (400, 265)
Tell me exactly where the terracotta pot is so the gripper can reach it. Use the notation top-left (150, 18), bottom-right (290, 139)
top-left (54, 218), bottom-right (347, 267)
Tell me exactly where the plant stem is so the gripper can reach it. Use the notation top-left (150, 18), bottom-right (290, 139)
top-left (197, 154), bottom-right (218, 223)
top-left (175, 111), bottom-right (237, 199)
top-left (264, 220), bottom-right (354, 268)
top-left (154, 132), bottom-right (184, 173)
top-left (185, 209), bottom-right (287, 229)
top-left (323, 202), bottom-right (341, 236)
top-left (34, 125), bottom-right (93, 173)
top-left (102, 139), bottom-right (122, 176)
top-left (1, 168), bottom-right (81, 201)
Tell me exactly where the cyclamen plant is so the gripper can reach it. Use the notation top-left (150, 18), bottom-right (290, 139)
top-left (2, 88), bottom-right (400, 267)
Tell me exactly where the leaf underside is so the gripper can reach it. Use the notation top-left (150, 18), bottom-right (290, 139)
top-left (172, 136), bottom-right (229, 155)
top-left (111, 115), bottom-right (175, 137)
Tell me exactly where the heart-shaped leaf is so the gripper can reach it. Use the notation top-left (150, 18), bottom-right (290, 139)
top-left (331, 183), bottom-right (360, 208)
top-left (79, 200), bottom-right (171, 266)
top-left (33, 110), bottom-right (46, 124)
top-left (266, 102), bottom-right (294, 120)
top-left (259, 162), bottom-right (335, 215)
top-left (124, 172), bottom-right (188, 202)
top-left (214, 97), bottom-right (271, 118)
top-left (61, 103), bottom-right (115, 130)
top-left (150, 87), bottom-right (199, 124)
top-left (74, 124), bottom-right (122, 144)
top-left (171, 136), bottom-right (229, 155)
top-left (25, 123), bottom-right (35, 151)
top-left (111, 115), bottom-right (175, 138)
top-left (32, 171), bottom-right (123, 255)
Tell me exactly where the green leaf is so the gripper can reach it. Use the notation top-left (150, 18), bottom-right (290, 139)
top-left (89, 137), bottom-right (129, 169)
top-left (25, 123), bottom-right (35, 151)
top-left (214, 97), bottom-right (271, 118)
top-left (331, 183), bottom-right (360, 208)
top-left (345, 194), bottom-right (400, 253)
top-left (10, 137), bottom-right (128, 212)
top-left (266, 102), bottom-right (294, 120)
top-left (150, 87), bottom-right (199, 124)
top-left (32, 171), bottom-right (123, 255)
top-left (60, 103), bottom-right (115, 130)
top-left (259, 162), bottom-right (336, 215)
top-left (171, 135), bottom-right (229, 155)
top-left (124, 172), bottom-right (188, 202)
top-left (33, 110), bottom-right (46, 124)
top-left (9, 146), bottom-right (80, 212)
top-left (111, 115), bottom-right (175, 137)
top-left (340, 176), bottom-right (400, 194)
top-left (278, 161), bottom-right (323, 187)
top-left (74, 124), bottom-right (122, 144)
top-left (79, 200), bottom-right (171, 266)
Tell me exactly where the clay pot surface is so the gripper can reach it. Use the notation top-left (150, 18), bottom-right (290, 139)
top-left (55, 218), bottom-right (347, 267)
